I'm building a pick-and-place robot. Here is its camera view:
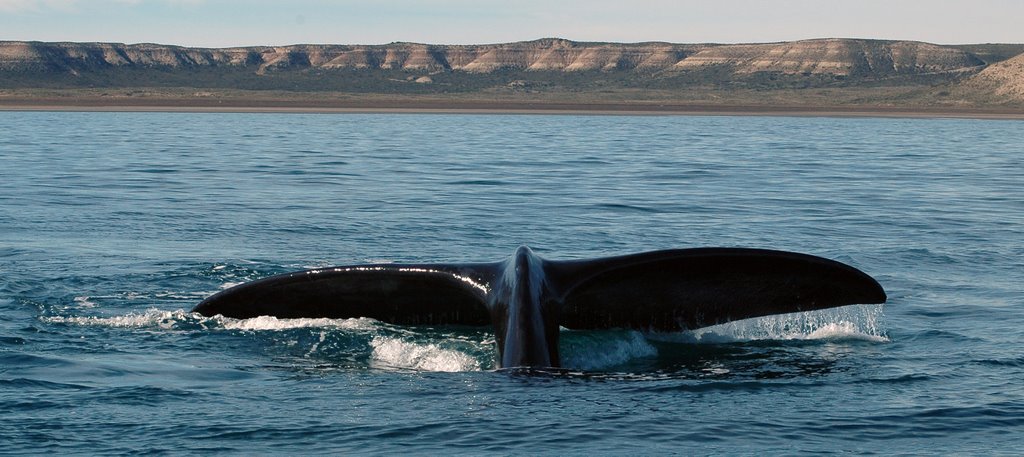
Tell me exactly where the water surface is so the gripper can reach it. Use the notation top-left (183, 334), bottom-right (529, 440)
top-left (1, 112), bottom-right (1022, 454)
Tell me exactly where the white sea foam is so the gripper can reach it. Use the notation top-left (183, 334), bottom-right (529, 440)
top-left (43, 309), bottom-right (193, 329)
top-left (221, 315), bottom-right (378, 331)
top-left (369, 336), bottom-right (480, 372)
top-left (43, 308), bottom-right (379, 332)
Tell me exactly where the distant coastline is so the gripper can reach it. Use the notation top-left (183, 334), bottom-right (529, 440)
top-left (3, 38), bottom-right (1023, 116)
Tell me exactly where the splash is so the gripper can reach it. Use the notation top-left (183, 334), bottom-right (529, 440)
top-left (45, 309), bottom-right (487, 371)
top-left (41, 304), bottom-right (887, 373)
top-left (560, 330), bottom-right (658, 370)
top-left (41, 308), bottom-right (378, 333)
top-left (369, 336), bottom-right (481, 372)
top-left (221, 315), bottom-right (378, 331)
top-left (652, 304), bottom-right (889, 344)
top-left (43, 309), bottom-right (197, 330)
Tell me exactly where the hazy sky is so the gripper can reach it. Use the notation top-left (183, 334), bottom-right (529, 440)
top-left (0, 0), bottom-right (1021, 47)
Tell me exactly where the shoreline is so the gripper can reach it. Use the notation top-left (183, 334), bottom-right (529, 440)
top-left (2, 97), bottom-right (1023, 119)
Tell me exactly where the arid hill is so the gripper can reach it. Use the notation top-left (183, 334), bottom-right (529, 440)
top-left (963, 52), bottom-right (1024, 102)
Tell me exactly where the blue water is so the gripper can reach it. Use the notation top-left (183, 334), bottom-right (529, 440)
top-left (1, 112), bottom-right (1022, 454)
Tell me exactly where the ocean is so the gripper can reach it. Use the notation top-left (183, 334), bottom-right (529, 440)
top-left (1, 111), bottom-right (1021, 454)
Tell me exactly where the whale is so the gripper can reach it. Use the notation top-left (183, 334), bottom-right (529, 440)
top-left (193, 246), bottom-right (886, 368)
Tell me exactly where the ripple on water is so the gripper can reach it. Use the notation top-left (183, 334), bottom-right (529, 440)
top-left (3, 113), bottom-right (1022, 454)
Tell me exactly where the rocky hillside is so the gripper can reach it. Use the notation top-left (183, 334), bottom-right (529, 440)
top-left (0, 38), bottom-right (989, 77)
top-left (964, 52), bottom-right (1024, 101)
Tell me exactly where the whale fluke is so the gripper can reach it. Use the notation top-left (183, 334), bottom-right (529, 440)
top-left (549, 248), bottom-right (886, 331)
top-left (194, 247), bottom-right (886, 368)
top-left (193, 263), bottom-right (499, 325)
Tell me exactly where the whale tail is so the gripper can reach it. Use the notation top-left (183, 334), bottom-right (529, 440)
top-left (194, 248), bottom-right (885, 333)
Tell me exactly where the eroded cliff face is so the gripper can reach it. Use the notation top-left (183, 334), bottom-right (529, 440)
top-left (0, 41), bottom-right (256, 69)
top-left (675, 39), bottom-right (984, 75)
top-left (0, 38), bottom-right (987, 77)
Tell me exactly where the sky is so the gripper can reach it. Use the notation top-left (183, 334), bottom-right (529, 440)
top-left (0, 0), bottom-right (1021, 47)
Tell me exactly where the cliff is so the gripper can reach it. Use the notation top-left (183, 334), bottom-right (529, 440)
top-left (2, 38), bottom-right (1023, 110)
top-left (0, 38), bottom-right (990, 76)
